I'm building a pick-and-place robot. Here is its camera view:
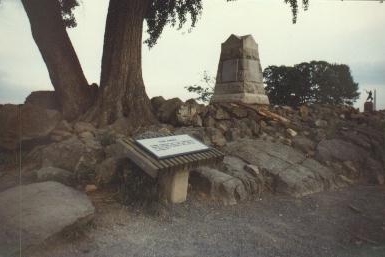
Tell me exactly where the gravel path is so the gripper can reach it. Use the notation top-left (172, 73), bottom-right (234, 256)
top-left (28, 185), bottom-right (385, 257)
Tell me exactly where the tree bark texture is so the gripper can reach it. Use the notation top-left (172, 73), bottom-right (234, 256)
top-left (21, 0), bottom-right (95, 120)
top-left (86, 0), bottom-right (156, 132)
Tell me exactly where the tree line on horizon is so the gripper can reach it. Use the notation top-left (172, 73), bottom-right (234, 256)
top-left (263, 61), bottom-right (360, 106)
top-left (186, 61), bottom-right (360, 107)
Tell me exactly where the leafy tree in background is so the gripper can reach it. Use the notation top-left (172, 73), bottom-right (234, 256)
top-left (14, 0), bottom-right (310, 129)
top-left (185, 71), bottom-right (215, 103)
top-left (263, 66), bottom-right (305, 106)
top-left (264, 61), bottom-right (360, 106)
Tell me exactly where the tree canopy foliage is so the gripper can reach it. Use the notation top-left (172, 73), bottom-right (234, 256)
top-left (59, 0), bottom-right (79, 28)
top-left (263, 61), bottom-right (360, 106)
top-left (185, 71), bottom-right (214, 103)
top-left (55, 0), bottom-right (310, 46)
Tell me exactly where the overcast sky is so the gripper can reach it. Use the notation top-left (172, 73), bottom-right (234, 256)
top-left (0, 0), bottom-right (384, 110)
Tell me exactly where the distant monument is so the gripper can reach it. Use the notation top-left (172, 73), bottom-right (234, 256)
top-left (364, 89), bottom-right (375, 112)
top-left (211, 34), bottom-right (269, 105)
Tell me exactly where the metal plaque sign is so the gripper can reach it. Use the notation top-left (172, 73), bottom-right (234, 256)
top-left (136, 134), bottom-right (209, 159)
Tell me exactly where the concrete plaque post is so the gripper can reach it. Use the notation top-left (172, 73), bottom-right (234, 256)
top-left (211, 34), bottom-right (270, 105)
top-left (159, 169), bottom-right (189, 203)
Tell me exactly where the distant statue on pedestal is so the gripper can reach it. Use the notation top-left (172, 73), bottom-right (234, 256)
top-left (365, 90), bottom-right (373, 102)
top-left (364, 90), bottom-right (374, 112)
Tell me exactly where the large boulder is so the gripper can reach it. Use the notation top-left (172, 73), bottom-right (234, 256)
top-left (24, 90), bottom-right (59, 110)
top-left (95, 157), bottom-right (130, 185)
top-left (35, 166), bottom-right (75, 186)
top-left (150, 96), bottom-right (166, 110)
top-left (40, 136), bottom-right (104, 181)
top-left (49, 120), bottom-right (73, 142)
top-left (190, 167), bottom-right (247, 205)
top-left (292, 136), bottom-right (316, 154)
top-left (315, 139), bottom-right (367, 164)
top-left (154, 98), bottom-right (204, 126)
top-left (41, 137), bottom-right (87, 171)
top-left (175, 99), bottom-right (204, 126)
top-left (155, 97), bottom-right (183, 124)
top-left (0, 104), bottom-right (62, 150)
top-left (224, 139), bottom-right (336, 197)
top-left (73, 121), bottom-right (96, 135)
top-left (222, 156), bottom-right (264, 196)
top-left (0, 182), bottom-right (94, 256)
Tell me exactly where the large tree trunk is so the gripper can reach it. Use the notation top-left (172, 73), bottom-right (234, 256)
top-left (86, 0), bottom-right (156, 133)
top-left (21, 0), bottom-right (95, 120)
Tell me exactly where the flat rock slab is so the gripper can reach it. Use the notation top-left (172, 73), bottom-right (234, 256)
top-left (0, 182), bottom-right (94, 256)
top-left (225, 139), bottom-right (336, 197)
top-left (191, 167), bottom-right (247, 205)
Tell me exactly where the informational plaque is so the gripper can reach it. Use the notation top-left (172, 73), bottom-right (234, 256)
top-left (136, 135), bottom-right (209, 159)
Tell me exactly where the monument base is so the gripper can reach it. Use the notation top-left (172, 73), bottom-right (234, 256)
top-left (211, 93), bottom-right (270, 105)
top-left (364, 101), bottom-right (374, 112)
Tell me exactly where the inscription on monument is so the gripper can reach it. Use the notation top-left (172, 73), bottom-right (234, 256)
top-left (136, 135), bottom-right (209, 159)
top-left (221, 59), bottom-right (238, 82)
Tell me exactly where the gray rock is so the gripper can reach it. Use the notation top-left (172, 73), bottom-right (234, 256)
top-left (36, 166), bottom-right (75, 186)
top-left (96, 157), bottom-right (129, 185)
top-left (238, 119), bottom-right (254, 138)
top-left (74, 150), bottom-right (104, 182)
top-left (24, 90), bottom-right (59, 110)
top-left (105, 142), bottom-right (130, 159)
top-left (41, 137), bottom-right (104, 182)
top-left (175, 99), bottom-right (204, 126)
top-left (41, 137), bottom-right (86, 171)
top-left (365, 158), bottom-right (385, 184)
top-left (74, 121), bottom-right (96, 134)
top-left (228, 105), bottom-right (248, 118)
top-left (0, 104), bottom-right (62, 150)
top-left (225, 127), bottom-right (242, 142)
top-left (340, 131), bottom-right (371, 150)
top-left (54, 120), bottom-right (73, 133)
top-left (190, 167), bottom-right (247, 205)
top-left (225, 139), bottom-right (336, 197)
top-left (0, 182), bottom-right (94, 256)
top-left (315, 139), bottom-right (367, 164)
top-left (203, 115), bottom-right (216, 127)
top-left (50, 120), bottom-right (74, 142)
top-left (150, 96), bottom-right (166, 110)
top-left (156, 98), bottom-right (183, 125)
top-left (222, 156), bottom-right (264, 196)
top-left (214, 107), bottom-right (230, 120)
top-left (286, 128), bottom-right (297, 137)
top-left (50, 130), bottom-right (73, 142)
top-left (215, 120), bottom-right (231, 133)
top-left (244, 164), bottom-right (260, 176)
top-left (315, 119), bottom-right (328, 128)
top-left (292, 136), bottom-right (316, 154)
top-left (205, 127), bottom-right (226, 147)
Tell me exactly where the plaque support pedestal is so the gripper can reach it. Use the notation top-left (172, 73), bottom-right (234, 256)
top-left (158, 169), bottom-right (189, 203)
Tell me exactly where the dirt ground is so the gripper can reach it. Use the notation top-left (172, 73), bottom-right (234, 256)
top-left (26, 185), bottom-right (385, 257)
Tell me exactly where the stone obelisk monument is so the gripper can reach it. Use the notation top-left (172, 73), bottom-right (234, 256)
top-left (211, 34), bottom-right (269, 105)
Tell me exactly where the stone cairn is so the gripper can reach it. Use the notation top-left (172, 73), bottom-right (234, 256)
top-left (211, 34), bottom-right (269, 105)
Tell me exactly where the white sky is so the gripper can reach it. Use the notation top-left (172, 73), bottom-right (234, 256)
top-left (0, 0), bottom-right (384, 110)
